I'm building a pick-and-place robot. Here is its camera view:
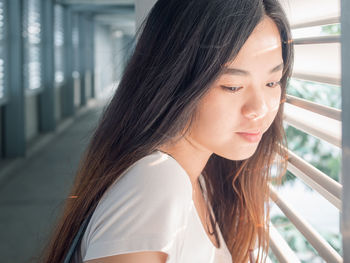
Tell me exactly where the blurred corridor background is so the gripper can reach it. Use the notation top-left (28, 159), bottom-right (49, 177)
top-left (0, 0), bottom-right (349, 262)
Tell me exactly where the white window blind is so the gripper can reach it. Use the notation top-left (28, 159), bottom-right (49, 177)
top-left (250, 0), bottom-right (344, 262)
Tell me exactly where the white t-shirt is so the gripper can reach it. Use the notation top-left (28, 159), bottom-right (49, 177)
top-left (80, 150), bottom-right (233, 263)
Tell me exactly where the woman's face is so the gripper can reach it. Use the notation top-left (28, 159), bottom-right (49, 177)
top-left (187, 16), bottom-right (283, 160)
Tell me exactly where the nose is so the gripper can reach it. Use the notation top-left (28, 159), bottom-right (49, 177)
top-left (241, 89), bottom-right (269, 120)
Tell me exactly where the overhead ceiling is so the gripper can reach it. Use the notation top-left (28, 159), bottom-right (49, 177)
top-left (56, 0), bottom-right (136, 35)
top-left (57, 0), bottom-right (134, 5)
top-left (59, 0), bottom-right (340, 36)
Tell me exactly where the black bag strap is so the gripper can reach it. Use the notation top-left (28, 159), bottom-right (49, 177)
top-left (63, 211), bottom-right (94, 263)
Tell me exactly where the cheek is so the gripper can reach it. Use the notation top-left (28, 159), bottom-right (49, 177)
top-left (267, 88), bottom-right (282, 115)
top-left (263, 89), bottom-right (282, 132)
top-left (192, 90), bottom-right (238, 135)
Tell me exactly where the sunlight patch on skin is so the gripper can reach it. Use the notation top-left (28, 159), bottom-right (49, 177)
top-left (252, 98), bottom-right (281, 121)
top-left (271, 102), bottom-right (281, 112)
top-left (253, 113), bottom-right (267, 121)
top-left (252, 43), bottom-right (282, 56)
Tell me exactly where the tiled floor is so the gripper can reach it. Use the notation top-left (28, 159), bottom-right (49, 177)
top-left (0, 103), bottom-right (105, 263)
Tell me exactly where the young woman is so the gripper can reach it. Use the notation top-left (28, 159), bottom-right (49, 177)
top-left (42, 0), bottom-right (293, 262)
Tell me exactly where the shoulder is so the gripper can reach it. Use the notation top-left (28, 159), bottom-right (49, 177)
top-left (107, 150), bottom-right (193, 203)
top-left (93, 150), bottom-right (193, 217)
top-left (81, 151), bottom-right (193, 261)
top-left (87, 151), bottom-right (194, 231)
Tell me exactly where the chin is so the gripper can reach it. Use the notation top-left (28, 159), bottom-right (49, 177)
top-left (232, 152), bottom-right (255, 161)
top-left (217, 147), bottom-right (257, 161)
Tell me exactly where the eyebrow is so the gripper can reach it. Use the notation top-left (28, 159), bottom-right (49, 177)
top-left (222, 62), bottom-right (284, 76)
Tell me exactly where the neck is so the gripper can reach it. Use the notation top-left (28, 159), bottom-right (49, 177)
top-left (157, 135), bottom-right (212, 188)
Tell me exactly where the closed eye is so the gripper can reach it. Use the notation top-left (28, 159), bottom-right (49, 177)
top-left (220, 85), bottom-right (243, 93)
top-left (221, 81), bottom-right (281, 93)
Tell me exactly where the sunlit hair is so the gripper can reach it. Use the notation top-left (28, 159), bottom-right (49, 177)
top-left (41, 0), bottom-right (293, 262)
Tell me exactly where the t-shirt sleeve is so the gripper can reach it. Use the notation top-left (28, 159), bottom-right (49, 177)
top-left (81, 153), bottom-right (193, 262)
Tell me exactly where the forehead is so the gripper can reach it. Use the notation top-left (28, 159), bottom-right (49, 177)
top-left (224, 16), bottom-right (282, 69)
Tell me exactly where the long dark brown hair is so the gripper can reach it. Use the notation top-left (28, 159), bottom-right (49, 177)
top-left (42, 0), bottom-right (293, 262)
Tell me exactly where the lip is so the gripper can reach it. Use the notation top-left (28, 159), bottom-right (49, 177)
top-left (236, 131), bottom-right (262, 143)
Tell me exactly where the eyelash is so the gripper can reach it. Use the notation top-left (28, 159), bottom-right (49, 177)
top-left (221, 81), bottom-right (282, 93)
